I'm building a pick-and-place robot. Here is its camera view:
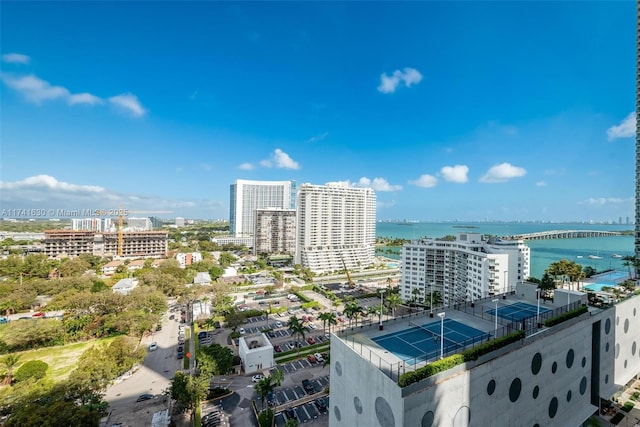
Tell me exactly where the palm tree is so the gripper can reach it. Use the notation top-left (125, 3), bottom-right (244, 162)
top-left (622, 255), bottom-right (636, 280)
top-left (344, 302), bottom-right (363, 328)
top-left (200, 296), bottom-right (210, 316)
top-left (1, 354), bottom-right (20, 385)
top-left (287, 316), bottom-right (306, 355)
top-left (255, 376), bottom-right (275, 410)
top-left (386, 293), bottom-right (401, 317)
top-left (318, 312), bottom-right (337, 336)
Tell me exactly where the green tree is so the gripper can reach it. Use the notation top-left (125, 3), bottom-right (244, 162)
top-left (386, 293), bottom-right (402, 317)
top-left (622, 255), bottom-right (637, 280)
top-left (287, 316), bottom-right (306, 356)
top-left (255, 376), bottom-right (275, 410)
top-left (170, 371), bottom-right (209, 413)
top-left (1, 353), bottom-right (21, 385)
top-left (344, 302), bottom-right (364, 328)
top-left (318, 312), bottom-right (337, 335)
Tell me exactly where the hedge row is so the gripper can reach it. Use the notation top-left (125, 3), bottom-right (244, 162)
top-left (294, 292), bottom-right (312, 303)
top-left (301, 301), bottom-right (320, 310)
top-left (398, 330), bottom-right (526, 387)
top-left (544, 305), bottom-right (588, 327)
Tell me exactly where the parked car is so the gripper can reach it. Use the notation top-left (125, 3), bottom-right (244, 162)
top-left (284, 408), bottom-right (297, 420)
top-left (136, 393), bottom-right (154, 402)
top-left (239, 328), bottom-right (246, 335)
top-left (268, 331), bottom-right (276, 338)
top-left (169, 314), bottom-right (175, 320)
top-left (307, 354), bottom-right (317, 363)
top-left (315, 397), bottom-right (328, 413)
top-left (148, 342), bottom-right (158, 351)
top-left (32, 312), bottom-right (45, 318)
top-left (275, 321), bottom-right (283, 328)
top-left (252, 374), bottom-right (264, 382)
top-left (314, 353), bottom-right (324, 363)
top-left (306, 337), bottom-right (316, 345)
top-left (302, 379), bottom-right (315, 394)
top-left (274, 345), bottom-right (282, 352)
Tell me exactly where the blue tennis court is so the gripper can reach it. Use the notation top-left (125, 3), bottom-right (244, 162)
top-left (372, 318), bottom-right (490, 365)
top-left (486, 301), bottom-right (550, 322)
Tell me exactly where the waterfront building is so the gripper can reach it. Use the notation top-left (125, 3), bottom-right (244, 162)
top-left (400, 233), bottom-right (530, 306)
top-left (253, 208), bottom-right (296, 256)
top-left (229, 179), bottom-right (296, 237)
top-left (295, 182), bottom-right (376, 274)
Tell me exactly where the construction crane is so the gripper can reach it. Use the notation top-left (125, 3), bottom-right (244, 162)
top-left (117, 206), bottom-right (124, 257)
top-left (341, 254), bottom-right (355, 287)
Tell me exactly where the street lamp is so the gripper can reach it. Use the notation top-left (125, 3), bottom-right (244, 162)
top-left (437, 312), bottom-right (445, 359)
top-left (536, 289), bottom-right (541, 326)
top-left (492, 299), bottom-right (499, 338)
top-left (379, 289), bottom-right (385, 329)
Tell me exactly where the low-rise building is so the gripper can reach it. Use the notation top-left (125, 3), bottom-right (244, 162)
top-left (112, 278), bottom-right (138, 295)
top-left (102, 260), bottom-right (124, 276)
top-left (238, 333), bottom-right (275, 374)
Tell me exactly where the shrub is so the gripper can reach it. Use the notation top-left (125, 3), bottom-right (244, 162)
top-left (544, 306), bottom-right (588, 327)
top-left (630, 391), bottom-right (639, 401)
top-left (610, 412), bottom-right (624, 424)
top-left (294, 292), bottom-right (312, 303)
top-left (14, 360), bottom-right (48, 382)
top-left (257, 408), bottom-right (274, 427)
top-left (622, 402), bottom-right (634, 412)
top-left (301, 301), bottom-right (320, 310)
top-left (461, 331), bottom-right (525, 362)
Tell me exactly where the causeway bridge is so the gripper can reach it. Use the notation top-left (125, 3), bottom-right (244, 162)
top-left (503, 230), bottom-right (622, 241)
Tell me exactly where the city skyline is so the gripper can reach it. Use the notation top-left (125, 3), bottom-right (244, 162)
top-left (0, 2), bottom-right (636, 222)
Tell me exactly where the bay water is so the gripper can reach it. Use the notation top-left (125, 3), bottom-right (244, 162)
top-left (376, 222), bottom-right (635, 280)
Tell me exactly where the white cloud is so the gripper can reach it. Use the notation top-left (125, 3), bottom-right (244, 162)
top-left (0, 175), bottom-right (225, 217)
top-left (109, 93), bottom-right (146, 117)
top-left (409, 174), bottom-right (438, 188)
top-left (440, 165), bottom-right (469, 183)
top-left (2, 53), bottom-right (30, 64)
top-left (536, 181), bottom-right (547, 187)
top-left (262, 149), bottom-right (300, 170)
top-left (0, 175), bottom-right (105, 193)
top-left (239, 163), bottom-right (254, 170)
top-left (1, 73), bottom-right (70, 104)
top-left (354, 177), bottom-right (402, 192)
top-left (68, 92), bottom-right (104, 105)
top-left (307, 132), bottom-right (329, 143)
top-left (579, 197), bottom-right (633, 206)
top-left (606, 112), bottom-right (636, 141)
top-left (479, 163), bottom-right (526, 183)
top-left (377, 67), bottom-right (423, 94)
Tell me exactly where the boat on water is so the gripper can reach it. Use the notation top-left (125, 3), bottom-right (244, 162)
top-left (588, 255), bottom-right (603, 260)
top-left (612, 254), bottom-right (623, 259)
top-left (576, 255), bottom-right (583, 259)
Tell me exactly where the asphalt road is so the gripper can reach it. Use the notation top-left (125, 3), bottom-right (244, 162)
top-left (103, 313), bottom-right (183, 426)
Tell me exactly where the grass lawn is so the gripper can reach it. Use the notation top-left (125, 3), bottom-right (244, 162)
top-left (9, 337), bottom-right (117, 381)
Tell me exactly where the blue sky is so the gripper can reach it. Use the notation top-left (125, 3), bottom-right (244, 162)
top-left (0, 2), bottom-right (636, 222)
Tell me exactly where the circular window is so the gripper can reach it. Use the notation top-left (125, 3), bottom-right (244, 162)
top-left (605, 318), bottom-right (611, 334)
top-left (551, 361), bottom-right (558, 374)
top-left (533, 385), bottom-right (540, 399)
top-left (334, 406), bottom-right (342, 422)
top-left (632, 342), bottom-right (637, 356)
top-left (375, 397), bottom-right (395, 427)
top-left (566, 390), bottom-right (572, 402)
top-left (616, 316), bottom-right (619, 326)
top-left (605, 374), bottom-right (609, 384)
top-left (624, 318), bottom-right (630, 333)
top-left (509, 378), bottom-right (522, 402)
top-left (615, 343), bottom-right (620, 359)
top-left (606, 342), bottom-right (610, 352)
top-left (531, 353), bottom-right (542, 375)
top-left (579, 377), bottom-right (587, 395)
top-left (421, 411), bottom-right (435, 427)
top-left (624, 360), bottom-right (628, 369)
top-left (634, 308), bottom-right (637, 316)
top-left (549, 397), bottom-right (558, 419)
top-left (453, 406), bottom-right (470, 427)
top-left (566, 349), bottom-right (574, 369)
top-left (582, 357), bottom-right (587, 368)
top-left (487, 379), bottom-right (496, 396)
top-left (335, 361), bottom-right (342, 376)
top-left (533, 424), bottom-right (540, 427)
top-left (354, 396), bottom-right (363, 414)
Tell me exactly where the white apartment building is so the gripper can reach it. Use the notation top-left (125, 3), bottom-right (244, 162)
top-left (253, 208), bottom-right (296, 256)
top-left (71, 218), bottom-right (103, 232)
top-left (400, 233), bottom-right (530, 306)
top-left (295, 182), bottom-right (376, 274)
top-left (176, 252), bottom-right (202, 268)
top-left (126, 217), bottom-right (152, 231)
top-left (229, 179), bottom-right (296, 237)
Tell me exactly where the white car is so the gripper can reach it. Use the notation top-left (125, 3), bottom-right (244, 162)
top-left (239, 328), bottom-right (246, 335)
top-left (252, 374), bottom-right (265, 382)
top-left (314, 353), bottom-right (324, 363)
top-left (275, 321), bottom-right (283, 328)
top-left (308, 323), bottom-right (316, 329)
top-left (148, 342), bottom-right (158, 351)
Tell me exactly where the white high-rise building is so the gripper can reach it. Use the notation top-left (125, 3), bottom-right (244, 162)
top-left (295, 182), bottom-right (376, 274)
top-left (400, 233), bottom-right (530, 306)
top-left (71, 218), bottom-right (103, 232)
top-left (126, 217), bottom-right (152, 231)
top-left (229, 179), bottom-right (296, 237)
